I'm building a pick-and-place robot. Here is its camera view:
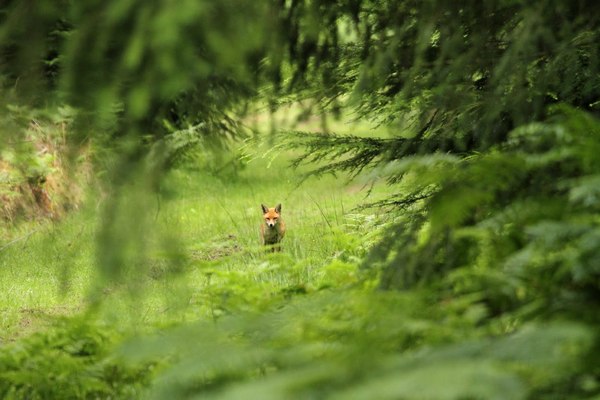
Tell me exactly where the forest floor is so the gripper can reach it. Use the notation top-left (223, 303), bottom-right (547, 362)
top-left (1, 110), bottom-right (591, 399)
top-left (0, 110), bottom-right (395, 342)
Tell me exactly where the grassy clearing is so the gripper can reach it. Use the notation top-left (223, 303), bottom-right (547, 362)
top-left (0, 213), bottom-right (94, 340)
top-left (1, 121), bottom-right (592, 399)
top-left (0, 115), bottom-right (404, 398)
top-left (93, 140), bottom-right (394, 330)
top-left (0, 131), bottom-right (394, 341)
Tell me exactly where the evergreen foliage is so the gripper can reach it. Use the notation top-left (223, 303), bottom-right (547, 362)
top-left (1, 0), bottom-right (599, 398)
top-left (281, 1), bottom-right (600, 397)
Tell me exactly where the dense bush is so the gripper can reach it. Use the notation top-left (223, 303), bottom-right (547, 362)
top-left (0, 318), bottom-right (152, 399)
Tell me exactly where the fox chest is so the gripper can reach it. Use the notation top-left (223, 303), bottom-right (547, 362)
top-left (262, 225), bottom-right (283, 244)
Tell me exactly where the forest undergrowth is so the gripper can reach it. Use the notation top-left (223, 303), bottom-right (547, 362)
top-left (0, 126), bottom-right (398, 398)
top-left (1, 0), bottom-right (599, 398)
top-left (1, 125), bottom-right (595, 399)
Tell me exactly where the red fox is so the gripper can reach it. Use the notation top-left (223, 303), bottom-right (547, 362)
top-left (260, 203), bottom-right (285, 251)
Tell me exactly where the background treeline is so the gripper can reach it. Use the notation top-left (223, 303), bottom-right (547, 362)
top-left (1, 0), bottom-right (599, 398)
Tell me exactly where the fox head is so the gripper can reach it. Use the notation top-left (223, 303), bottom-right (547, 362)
top-left (261, 204), bottom-right (281, 228)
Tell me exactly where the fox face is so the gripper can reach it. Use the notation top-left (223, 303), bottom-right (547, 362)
top-left (261, 204), bottom-right (285, 249)
top-left (262, 203), bottom-right (281, 227)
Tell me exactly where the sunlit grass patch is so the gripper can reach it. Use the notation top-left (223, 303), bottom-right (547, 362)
top-left (0, 131), bottom-right (394, 342)
top-left (0, 218), bottom-right (93, 340)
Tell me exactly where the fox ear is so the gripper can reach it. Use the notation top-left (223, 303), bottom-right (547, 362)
top-left (275, 203), bottom-right (282, 213)
top-left (261, 204), bottom-right (268, 213)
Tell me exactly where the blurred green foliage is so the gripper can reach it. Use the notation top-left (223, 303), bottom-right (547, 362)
top-left (1, 0), bottom-right (600, 399)
top-left (0, 318), bottom-right (152, 399)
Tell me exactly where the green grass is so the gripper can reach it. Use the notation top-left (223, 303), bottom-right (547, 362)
top-left (0, 125), bottom-right (593, 400)
top-left (0, 215), bottom-right (94, 340)
top-left (0, 135), bottom-right (394, 341)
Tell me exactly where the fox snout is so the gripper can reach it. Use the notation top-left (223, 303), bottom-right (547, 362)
top-left (266, 220), bottom-right (276, 227)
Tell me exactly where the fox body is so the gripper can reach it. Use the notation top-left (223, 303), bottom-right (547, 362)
top-left (260, 204), bottom-right (285, 250)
